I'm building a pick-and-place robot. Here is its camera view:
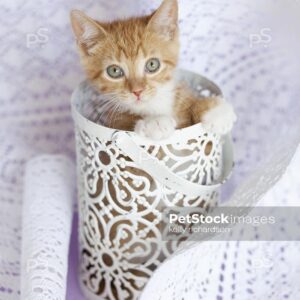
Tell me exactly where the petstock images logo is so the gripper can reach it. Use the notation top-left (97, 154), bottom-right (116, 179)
top-left (160, 206), bottom-right (300, 241)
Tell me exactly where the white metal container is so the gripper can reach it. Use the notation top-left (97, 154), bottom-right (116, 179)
top-left (71, 69), bottom-right (233, 300)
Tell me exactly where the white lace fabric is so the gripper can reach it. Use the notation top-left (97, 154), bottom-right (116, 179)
top-left (21, 155), bottom-right (75, 300)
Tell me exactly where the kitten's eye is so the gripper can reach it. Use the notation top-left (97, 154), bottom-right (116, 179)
top-left (107, 65), bottom-right (124, 79)
top-left (145, 58), bottom-right (160, 73)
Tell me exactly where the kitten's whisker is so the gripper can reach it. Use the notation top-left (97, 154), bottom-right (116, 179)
top-left (84, 91), bottom-right (128, 128)
top-left (111, 103), bottom-right (122, 128)
top-left (86, 98), bottom-right (112, 120)
top-left (108, 103), bottom-right (120, 128)
top-left (95, 101), bottom-right (116, 124)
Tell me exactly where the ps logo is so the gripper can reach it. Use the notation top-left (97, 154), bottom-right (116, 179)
top-left (249, 28), bottom-right (272, 48)
top-left (26, 27), bottom-right (49, 49)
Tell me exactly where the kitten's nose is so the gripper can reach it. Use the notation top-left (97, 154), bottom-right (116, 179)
top-left (132, 90), bottom-right (143, 99)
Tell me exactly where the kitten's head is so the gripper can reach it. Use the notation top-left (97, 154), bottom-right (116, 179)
top-left (70, 0), bottom-right (179, 114)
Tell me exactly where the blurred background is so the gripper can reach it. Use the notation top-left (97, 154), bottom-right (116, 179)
top-left (0, 0), bottom-right (300, 299)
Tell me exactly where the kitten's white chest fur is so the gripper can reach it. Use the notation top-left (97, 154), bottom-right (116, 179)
top-left (129, 80), bottom-right (178, 140)
top-left (128, 80), bottom-right (176, 117)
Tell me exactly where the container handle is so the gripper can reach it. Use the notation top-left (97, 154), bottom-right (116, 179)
top-left (112, 131), bottom-right (233, 198)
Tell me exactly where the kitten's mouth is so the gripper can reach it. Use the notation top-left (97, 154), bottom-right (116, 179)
top-left (136, 97), bottom-right (149, 104)
top-left (133, 95), bottom-right (145, 103)
top-left (128, 93), bottom-right (151, 105)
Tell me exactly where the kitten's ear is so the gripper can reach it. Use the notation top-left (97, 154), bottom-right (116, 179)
top-left (147, 0), bottom-right (178, 40)
top-left (70, 10), bottom-right (107, 55)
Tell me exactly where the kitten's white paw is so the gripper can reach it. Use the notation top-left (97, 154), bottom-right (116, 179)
top-left (202, 98), bottom-right (237, 135)
top-left (135, 116), bottom-right (176, 140)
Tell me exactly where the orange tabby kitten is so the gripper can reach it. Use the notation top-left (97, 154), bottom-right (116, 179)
top-left (70, 0), bottom-right (236, 140)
